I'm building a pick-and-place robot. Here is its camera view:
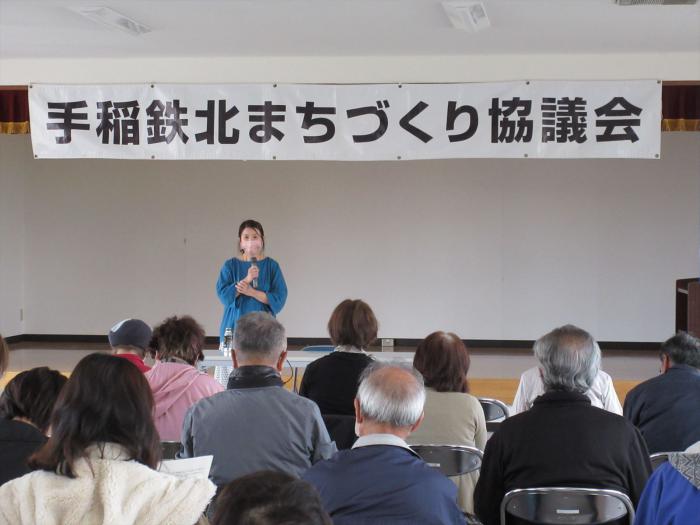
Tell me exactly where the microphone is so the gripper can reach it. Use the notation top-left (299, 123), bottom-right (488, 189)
top-left (251, 257), bottom-right (258, 288)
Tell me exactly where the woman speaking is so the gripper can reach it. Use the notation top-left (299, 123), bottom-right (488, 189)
top-left (216, 219), bottom-right (288, 342)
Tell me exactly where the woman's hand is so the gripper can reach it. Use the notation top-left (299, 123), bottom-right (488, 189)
top-left (244, 265), bottom-right (260, 285)
top-left (236, 280), bottom-right (253, 296)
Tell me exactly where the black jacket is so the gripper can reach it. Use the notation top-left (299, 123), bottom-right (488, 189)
top-left (299, 352), bottom-right (373, 415)
top-left (0, 419), bottom-right (46, 486)
top-left (623, 364), bottom-right (700, 454)
top-left (474, 390), bottom-right (651, 525)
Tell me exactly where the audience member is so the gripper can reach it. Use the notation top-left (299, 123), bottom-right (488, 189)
top-left (634, 441), bottom-right (700, 525)
top-left (407, 331), bottom-right (486, 513)
top-left (512, 343), bottom-right (622, 415)
top-left (146, 315), bottom-right (223, 441)
top-left (0, 353), bottom-right (215, 525)
top-left (299, 299), bottom-right (375, 415)
top-left (179, 312), bottom-right (335, 488)
top-left (303, 362), bottom-right (466, 525)
top-left (108, 318), bottom-right (153, 373)
top-left (624, 331), bottom-right (700, 453)
top-left (474, 324), bottom-right (651, 525)
top-left (0, 367), bottom-right (67, 485)
top-left (212, 471), bottom-right (331, 525)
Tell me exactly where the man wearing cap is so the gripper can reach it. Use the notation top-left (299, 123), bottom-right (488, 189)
top-left (108, 318), bottom-right (153, 373)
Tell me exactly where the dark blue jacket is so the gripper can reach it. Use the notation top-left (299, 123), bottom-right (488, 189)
top-left (624, 365), bottom-right (700, 453)
top-left (303, 445), bottom-right (466, 525)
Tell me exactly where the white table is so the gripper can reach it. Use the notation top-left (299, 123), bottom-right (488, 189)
top-left (200, 350), bottom-right (415, 390)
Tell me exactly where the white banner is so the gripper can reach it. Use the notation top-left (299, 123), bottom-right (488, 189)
top-left (29, 81), bottom-right (661, 160)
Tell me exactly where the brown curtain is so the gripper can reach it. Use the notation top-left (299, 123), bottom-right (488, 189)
top-left (0, 88), bottom-right (30, 134)
top-left (662, 85), bottom-right (700, 132)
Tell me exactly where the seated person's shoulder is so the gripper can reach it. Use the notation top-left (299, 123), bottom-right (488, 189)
top-left (187, 387), bottom-right (230, 414)
top-left (278, 386), bottom-right (325, 412)
top-left (589, 404), bottom-right (642, 434)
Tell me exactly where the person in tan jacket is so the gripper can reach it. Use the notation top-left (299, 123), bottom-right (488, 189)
top-left (408, 331), bottom-right (487, 514)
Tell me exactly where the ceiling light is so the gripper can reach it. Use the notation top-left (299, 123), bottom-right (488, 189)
top-left (442, 1), bottom-right (491, 32)
top-left (70, 6), bottom-right (151, 36)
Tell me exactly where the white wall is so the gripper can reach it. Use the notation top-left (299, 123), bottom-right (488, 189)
top-left (1, 132), bottom-right (697, 341)
top-left (1, 54), bottom-right (699, 85)
top-left (0, 135), bottom-right (25, 337)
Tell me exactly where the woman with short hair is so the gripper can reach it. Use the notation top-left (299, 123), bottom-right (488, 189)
top-left (0, 367), bottom-right (67, 486)
top-left (407, 331), bottom-right (487, 514)
top-left (146, 315), bottom-right (224, 441)
top-left (0, 353), bottom-right (216, 525)
top-left (299, 299), bottom-right (377, 416)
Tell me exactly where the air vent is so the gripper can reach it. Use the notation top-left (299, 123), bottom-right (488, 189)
top-left (442, 1), bottom-right (491, 32)
top-left (70, 6), bottom-right (151, 36)
top-left (615, 0), bottom-right (697, 5)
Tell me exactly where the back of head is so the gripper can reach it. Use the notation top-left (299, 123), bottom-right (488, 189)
top-left (0, 367), bottom-right (68, 433)
top-left (108, 318), bottom-right (152, 357)
top-left (660, 331), bottom-right (700, 369)
top-left (0, 334), bottom-right (8, 378)
top-left (534, 324), bottom-right (601, 394)
top-left (29, 353), bottom-right (161, 477)
top-left (327, 299), bottom-right (378, 350)
top-left (152, 315), bottom-right (205, 365)
top-left (413, 331), bottom-right (470, 393)
top-left (357, 362), bottom-right (425, 428)
top-left (234, 312), bottom-right (286, 362)
top-left (213, 471), bottom-right (331, 525)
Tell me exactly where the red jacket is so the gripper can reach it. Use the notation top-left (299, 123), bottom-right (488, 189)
top-left (114, 353), bottom-right (151, 373)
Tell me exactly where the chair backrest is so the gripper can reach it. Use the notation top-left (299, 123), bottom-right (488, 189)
top-left (410, 444), bottom-right (483, 477)
top-left (301, 345), bottom-right (335, 352)
top-left (650, 452), bottom-right (672, 470)
top-left (161, 440), bottom-right (181, 460)
top-left (322, 413), bottom-right (357, 450)
top-left (500, 487), bottom-right (635, 525)
top-left (479, 397), bottom-right (510, 421)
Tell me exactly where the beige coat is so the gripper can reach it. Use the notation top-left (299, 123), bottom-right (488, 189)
top-left (407, 388), bottom-right (487, 514)
top-left (0, 443), bottom-right (216, 525)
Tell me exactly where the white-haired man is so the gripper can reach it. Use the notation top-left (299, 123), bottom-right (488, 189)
top-left (474, 324), bottom-right (651, 525)
top-left (303, 362), bottom-right (466, 525)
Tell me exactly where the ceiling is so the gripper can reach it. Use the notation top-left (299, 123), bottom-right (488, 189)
top-left (0, 0), bottom-right (698, 59)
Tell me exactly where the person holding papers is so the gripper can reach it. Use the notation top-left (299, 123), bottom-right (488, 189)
top-left (0, 353), bottom-right (215, 525)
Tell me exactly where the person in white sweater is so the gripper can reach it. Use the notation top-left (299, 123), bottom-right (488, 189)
top-left (512, 339), bottom-right (622, 415)
top-left (0, 353), bottom-right (216, 525)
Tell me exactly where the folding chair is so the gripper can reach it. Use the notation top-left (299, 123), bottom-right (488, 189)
top-left (410, 444), bottom-right (483, 477)
top-left (478, 397), bottom-right (510, 432)
top-left (500, 487), bottom-right (634, 525)
top-left (649, 451), bottom-right (671, 470)
top-left (160, 440), bottom-right (182, 460)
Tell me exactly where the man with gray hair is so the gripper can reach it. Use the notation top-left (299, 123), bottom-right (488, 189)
top-left (512, 335), bottom-right (622, 415)
top-left (474, 324), bottom-right (651, 525)
top-left (303, 362), bottom-right (466, 525)
top-left (179, 312), bottom-right (335, 490)
top-left (624, 331), bottom-right (700, 453)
